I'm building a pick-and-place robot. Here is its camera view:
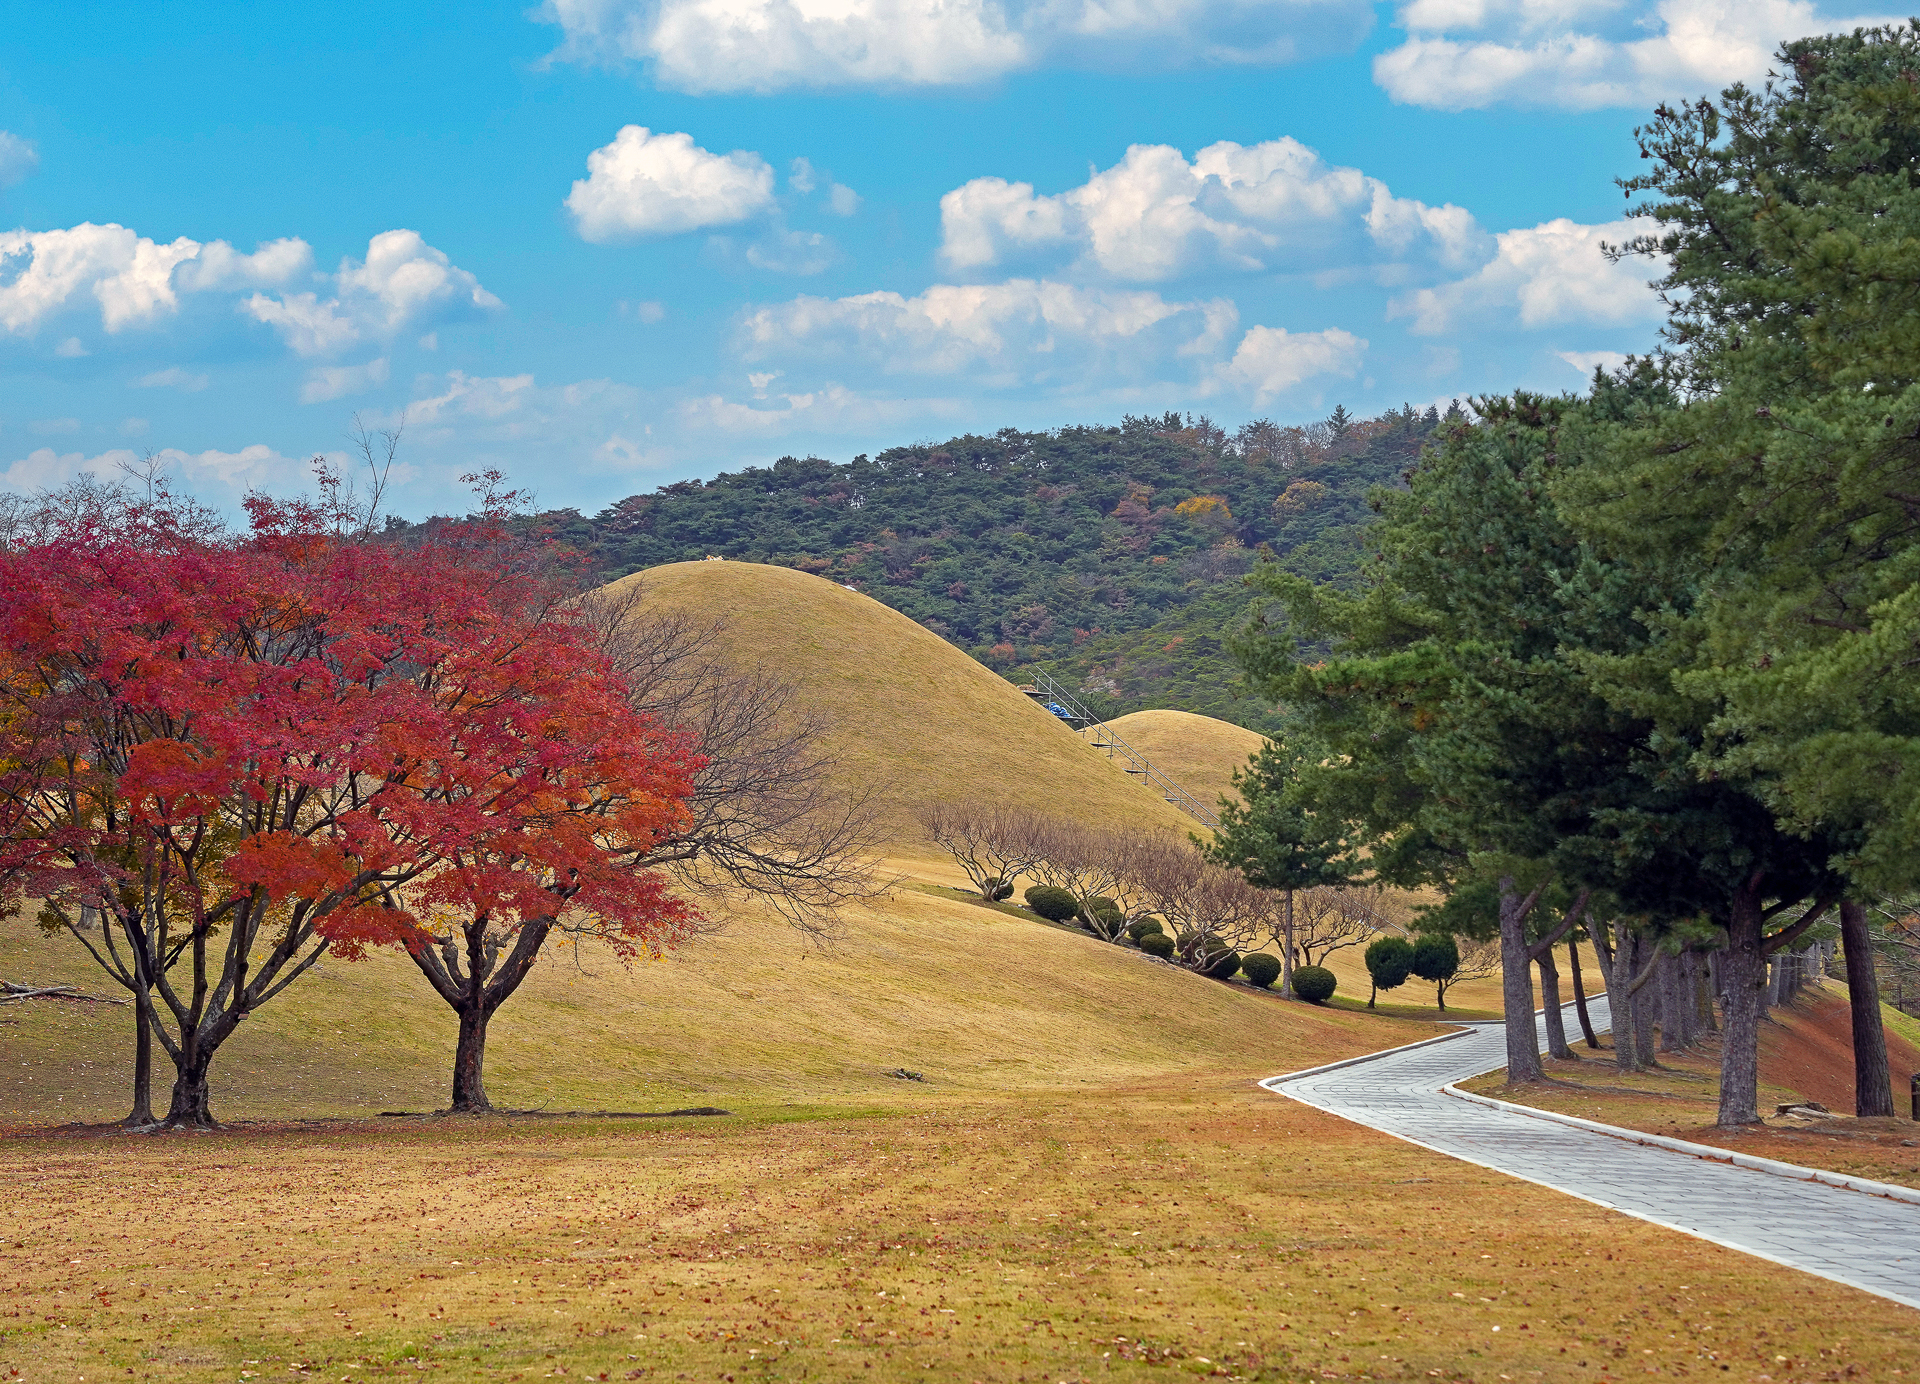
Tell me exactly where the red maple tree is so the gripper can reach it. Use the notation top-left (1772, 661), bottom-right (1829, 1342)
top-left (0, 479), bottom-right (699, 1126)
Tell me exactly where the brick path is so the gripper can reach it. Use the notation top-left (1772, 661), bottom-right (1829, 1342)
top-left (1262, 1000), bottom-right (1920, 1310)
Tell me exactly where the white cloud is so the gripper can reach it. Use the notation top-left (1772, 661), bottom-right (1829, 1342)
top-left (741, 278), bottom-right (1223, 379)
top-left (1392, 217), bottom-right (1663, 333)
top-left (1215, 325), bottom-right (1367, 405)
top-left (242, 292), bottom-right (359, 356)
top-left (1, 443), bottom-right (306, 495)
top-left (301, 357), bottom-right (391, 404)
top-left (566, 126), bottom-right (776, 241)
top-left (538, 0), bottom-right (1371, 93)
top-left (940, 137), bottom-right (1487, 281)
top-left (1373, 0), bottom-right (1898, 110)
top-left (0, 131), bottom-right (39, 188)
top-left (54, 337), bottom-right (87, 358)
top-left (242, 231), bottom-right (500, 356)
top-left (739, 277), bottom-right (1356, 403)
top-left (136, 367), bottom-right (211, 393)
top-left (828, 183), bottom-right (861, 216)
top-left (0, 224), bottom-right (309, 336)
top-left (789, 157), bottom-right (818, 193)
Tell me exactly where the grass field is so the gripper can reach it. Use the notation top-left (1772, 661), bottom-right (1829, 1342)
top-left (5, 562), bottom-right (1919, 1379)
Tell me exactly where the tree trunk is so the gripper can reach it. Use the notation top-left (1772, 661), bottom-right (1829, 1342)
top-left (451, 1003), bottom-right (493, 1113)
top-left (1717, 879), bottom-right (1769, 1127)
top-left (1280, 890), bottom-right (1296, 1001)
top-left (124, 990), bottom-right (154, 1121)
top-left (1568, 939), bottom-right (1599, 1049)
top-left (1632, 935), bottom-right (1659, 1067)
top-left (1697, 952), bottom-right (1719, 1033)
top-left (1658, 954), bottom-right (1683, 1053)
top-left (1537, 948), bottom-right (1572, 1059)
top-left (161, 1040), bottom-right (217, 1129)
top-left (124, 993), bottom-right (155, 1128)
top-left (1839, 901), bottom-right (1895, 1119)
top-left (1608, 919), bottom-right (1641, 1072)
top-left (1498, 878), bottom-right (1543, 1084)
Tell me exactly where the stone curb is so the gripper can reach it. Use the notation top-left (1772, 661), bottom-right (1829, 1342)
top-left (1441, 1081), bottom-right (1920, 1207)
top-left (1257, 1026), bottom-right (1476, 1089)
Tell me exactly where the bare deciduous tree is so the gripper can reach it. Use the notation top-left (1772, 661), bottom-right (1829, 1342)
top-left (920, 803), bottom-right (1046, 900)
top-left (576, 581), bottom-right (887, 934)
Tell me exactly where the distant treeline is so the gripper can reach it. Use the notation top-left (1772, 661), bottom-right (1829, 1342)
top-left (394, 404), bottom-right (1456, 731)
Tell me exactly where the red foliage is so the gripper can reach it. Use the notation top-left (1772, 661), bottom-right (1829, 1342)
top-left (0, 488), bottom-right (702, 971)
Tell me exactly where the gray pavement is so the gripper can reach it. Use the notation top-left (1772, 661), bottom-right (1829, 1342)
top-left (1262, 998), bottom-right (1920, 1310)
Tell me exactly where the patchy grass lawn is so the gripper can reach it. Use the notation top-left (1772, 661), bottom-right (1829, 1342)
top-left (1462, 983), bottom-right (1920, 1192)
top-left (6, 1077), bottom-right (1918, 1383)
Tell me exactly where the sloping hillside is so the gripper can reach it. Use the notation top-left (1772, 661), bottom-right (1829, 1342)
top-left (1106, 708), bottom-right (1267, 817)
top-left (604, 560), bottom-right (1196, 842)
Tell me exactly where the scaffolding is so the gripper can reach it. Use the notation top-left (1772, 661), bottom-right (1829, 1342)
top-left (1015, 670), bottom-right (1220, 830)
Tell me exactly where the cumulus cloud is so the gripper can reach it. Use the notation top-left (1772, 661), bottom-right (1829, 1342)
top-left (301, 357), bottom-right (391, 404)
top-left (537, 0), bottom-right (1371, 93)
top-left (1373, 0), bottom-right (1898, 110)
top-left (1215, 325), bottom-right (1367, 405)
top-left (940, 138), bottom-right (1486, 281)
top-left (242, 231), bottom-right (500, 357)
top-left (0, 131), bottom-right (39, 187)
top-left (1391, 217), bottom-right (1663, 333)
top-left (0, 224), bottom-right (308, 336)
top-left (1, 443), bottom-right (306, 495)
top-left (739, 277), bottom-right (1358, 403)
top-left (567, 126), bottom-right (776, 241)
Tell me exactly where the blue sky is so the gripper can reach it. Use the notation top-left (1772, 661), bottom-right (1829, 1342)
top-left (0, 0), bottom-right (1888, 517)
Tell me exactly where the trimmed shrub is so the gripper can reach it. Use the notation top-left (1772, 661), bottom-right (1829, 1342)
top-left (1138, 932), bottom-right (1176, 959)
top-left (1126, 917), bottom-right (1164, 941)
top-left (1292, 965), bottom-right (1337, 1003)
top-left (1239, 952), bottom-right (1282, 989)
top-left (1364, 935), bottom-right (1416, 1007)
top-left (982, 877), bottom-right (1015, 902)
top-left (1178, 932), bottom-right (1241, 980)
top-left (1024, 885), bottom-right (1080, 922)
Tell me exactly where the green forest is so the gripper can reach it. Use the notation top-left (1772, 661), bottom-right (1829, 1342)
top-left (458, 403), bottom-right (1452, 733)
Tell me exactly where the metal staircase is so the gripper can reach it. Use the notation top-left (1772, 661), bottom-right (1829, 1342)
top-left (1015, 670), bottom-right (1220, 830)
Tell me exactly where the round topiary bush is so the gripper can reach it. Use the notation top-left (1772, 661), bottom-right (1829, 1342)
top-left (1138, 932), bottom-right (1176, 959)
top-left (983, 877), bottom-right (1015, 902)
top-left (1239, 952), bottom-right (1282, 989)
top-left (1292, 965), bottom-right (1337, 1003)
top-left (1023, 885), bottom-right (1080, 922)
top-left (1126, 916), bottom-right (1164, 941)
top-left (1174, 933), bottom-right (1240, 979)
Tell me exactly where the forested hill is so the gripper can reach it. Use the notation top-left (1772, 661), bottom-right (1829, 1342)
top-left (507, 405), bottom-right (1451, 732)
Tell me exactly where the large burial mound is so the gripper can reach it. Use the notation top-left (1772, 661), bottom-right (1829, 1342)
top-left (602, 561), bottom-right (1199, 843)
top-left (1105, 708), bottom-right (1267, 816)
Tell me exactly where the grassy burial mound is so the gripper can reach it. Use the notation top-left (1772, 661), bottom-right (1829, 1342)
top-left (1105, 708), bottom-right (1267, 815)
top-left (601, 560), bottom-right (1198, 844)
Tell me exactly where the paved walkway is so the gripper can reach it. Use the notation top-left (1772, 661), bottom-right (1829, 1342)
top-left (1262, 999), bottom-right (1920, 1310)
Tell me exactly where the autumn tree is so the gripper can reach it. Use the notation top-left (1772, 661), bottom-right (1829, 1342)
top-left (0, 477), bottom-right (705, 1125)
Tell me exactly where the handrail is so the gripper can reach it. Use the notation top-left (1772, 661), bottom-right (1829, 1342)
top-left (1017, 670), bottom-right (1220, 830)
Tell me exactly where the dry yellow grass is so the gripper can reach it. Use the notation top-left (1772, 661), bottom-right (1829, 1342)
top-left (1104, 709), bottom-right (1267, 815)
top-left (609, 562), bottom-right (1196, 844)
